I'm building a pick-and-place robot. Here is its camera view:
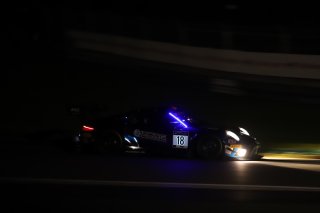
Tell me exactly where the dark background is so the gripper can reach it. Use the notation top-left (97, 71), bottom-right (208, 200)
top-left (3, 2), bottom-right (320, 152)
top-left (2, 3), bottom-right (320, 213)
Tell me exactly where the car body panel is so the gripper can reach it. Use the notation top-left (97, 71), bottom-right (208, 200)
top-left (74, 106), bottom-right (262, 160)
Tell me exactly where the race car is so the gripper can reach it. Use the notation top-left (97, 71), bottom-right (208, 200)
top-left (73, 106), bottom-right (262, 160)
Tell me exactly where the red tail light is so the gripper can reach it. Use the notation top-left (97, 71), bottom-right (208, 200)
top-left (82, 125), bottom-right (95, 132)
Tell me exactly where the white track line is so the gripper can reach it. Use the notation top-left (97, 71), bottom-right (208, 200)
top-left (1, 178), bottom-right (320, 192)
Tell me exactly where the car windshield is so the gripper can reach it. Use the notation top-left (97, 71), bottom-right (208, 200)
top-left (168, 109), bottom-right (212, 127)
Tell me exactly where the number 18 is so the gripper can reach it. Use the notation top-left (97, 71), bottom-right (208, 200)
top-left (176, 136), bottom-right (185, 145)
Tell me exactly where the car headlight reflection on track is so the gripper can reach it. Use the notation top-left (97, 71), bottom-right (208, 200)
top-left (226, 130), bottom-right (240, 141)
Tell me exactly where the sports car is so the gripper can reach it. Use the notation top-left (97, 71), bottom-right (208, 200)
top-left (73, 105), bottom-right (262, 160)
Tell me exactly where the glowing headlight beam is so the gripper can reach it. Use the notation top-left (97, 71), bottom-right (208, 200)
top-left (239, 127), bottom-right (250, 136)
top-left (226, 130), bottom-right (240, 141)
top-left (237, 148), bottom-right (247, 157)
top-left (168, 112), bottom-right (188, 128)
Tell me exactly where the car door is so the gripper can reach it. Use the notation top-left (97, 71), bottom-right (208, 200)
top-left (131, 109), bottom-right (171, 151)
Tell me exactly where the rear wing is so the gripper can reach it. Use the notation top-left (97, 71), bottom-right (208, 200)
top-left (66, 104), bottom-right (109, 119)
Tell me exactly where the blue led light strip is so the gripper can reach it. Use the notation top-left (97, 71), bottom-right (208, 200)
top-left (168, 112), bottom-right (188, 128)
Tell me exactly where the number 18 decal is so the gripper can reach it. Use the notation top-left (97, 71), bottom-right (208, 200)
top-left (176, 136), bottom-right (185, 145)
top-left (173, 131), bottom-right (189, 149)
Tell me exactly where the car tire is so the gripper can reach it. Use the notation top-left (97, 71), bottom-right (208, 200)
top-left (96, 131), bottom-right (123, 154)
top-left (196, 136), bottom-right (223, 160)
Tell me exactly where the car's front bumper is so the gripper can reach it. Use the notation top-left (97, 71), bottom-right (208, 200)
top-left (224, 142), bottom-right (261, 160)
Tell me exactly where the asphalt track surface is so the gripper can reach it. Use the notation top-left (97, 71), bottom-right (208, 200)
top-left (1, 147), bottom-right (319, 212)
top-left (3, 58), bottom-right (320, 212)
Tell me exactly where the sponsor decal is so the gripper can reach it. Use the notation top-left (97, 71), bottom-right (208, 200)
top-left (133, 129), bottom-right (167, 142)
top-left (225, 149), bottom-right (232, 155)
top-left (230, 144), bottom-right (242, 148)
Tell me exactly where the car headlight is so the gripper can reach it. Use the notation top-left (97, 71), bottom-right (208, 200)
top-left (237, 148), bottom-right (247, 157)
top-left (239, 127), bottom-right (250, 136)
top-left (226, 130), bottom-right (240, 141)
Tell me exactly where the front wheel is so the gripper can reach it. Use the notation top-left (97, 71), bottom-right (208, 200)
top-left (196, 136), bottom-right (223, 160)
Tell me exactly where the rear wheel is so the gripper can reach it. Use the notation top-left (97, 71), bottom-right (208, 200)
top-left (196, 136), bottom-right (223, 160)
top-left (96, 131), bottom-right (123, 154)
